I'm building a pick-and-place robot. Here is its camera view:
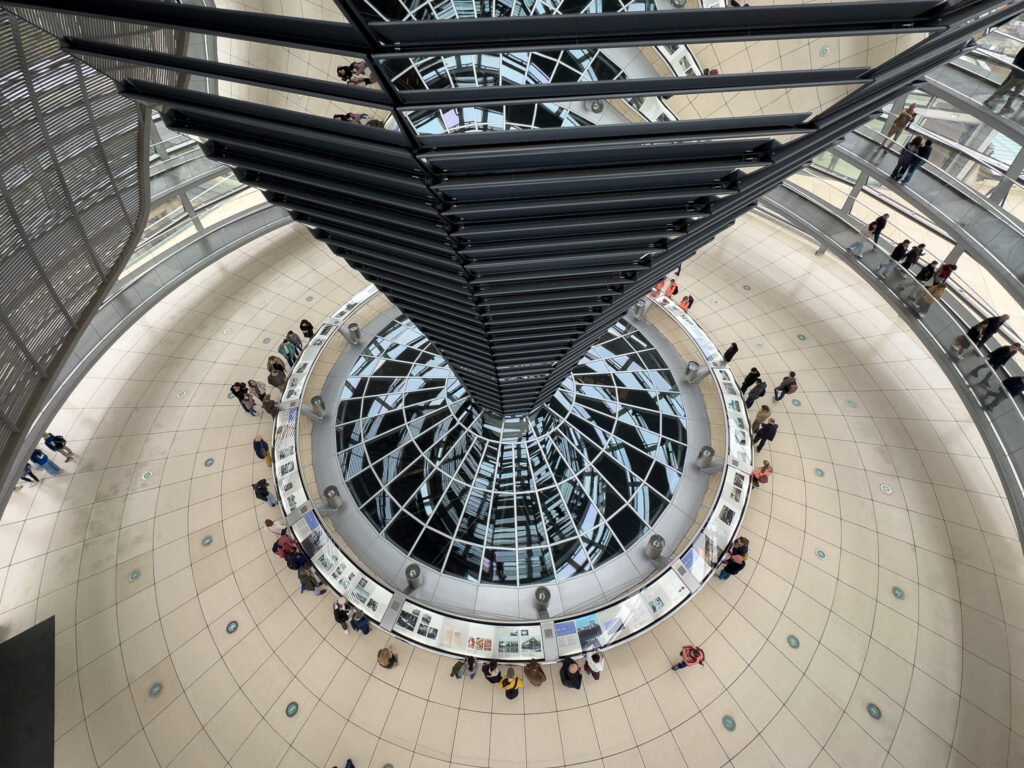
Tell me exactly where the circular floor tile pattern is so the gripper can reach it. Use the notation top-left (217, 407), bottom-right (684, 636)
top-left (816, 549), bottom-right (827, 559)
top-left (846, 399), bottom-right (856, 408)
top-left (141, 471), bottom-right (152, 479)
top-left (306, 296), bottom-right (314, 302)
top-left (285, 702), bottom-right (299, 717)
top-left (786, 635), bottom-right (800, 649)
top-left (797, 334), bottom-right (807, 341)
top-left (223, 328), bottom-right (231, 335)
top-left (791, 399), bottom-right (801, 406)
top-left (814, 468), bottom-right (825, 477)
top-left (202, 535), bottom-right (214, 547)
top-left (226, 620), bottom-right (239, 634)
top-left (722, 715), bottom-right (736, 732)
top-left (176, 391), bottom-right (186, 398)
top-left (712, 299), bottom-right (719, 304)
top-left (228, 392), bottom-right (234, 399)
top-left (756, 343), bottom-right (764, 349)
top-left (277, 281), bottom-right (284, 287)
top-left (128, 569), bottom-right (141, 582)
top-left (867, 703), bottom-right (882, 720)
top-left (148, 682), bottom-right (163, 698)
top-left (743, 285), bottom-right (751, 291)
top-left (204, 458), bottom-right (215, 467)
top-left (820, 45), bottom-right (831, 56)
top-left (892, 586), bottom-right (905, 600)
top-left (880, 484), bottom-right (893, 494)
top-left (263, 338), bottom-right (271, 344)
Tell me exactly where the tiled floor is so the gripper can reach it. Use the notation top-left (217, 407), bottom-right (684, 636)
top-left (2, 216), bottom-right (1023, 768)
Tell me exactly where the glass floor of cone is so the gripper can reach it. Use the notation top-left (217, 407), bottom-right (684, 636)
top-left (336, 316), bottom-right (688, 586)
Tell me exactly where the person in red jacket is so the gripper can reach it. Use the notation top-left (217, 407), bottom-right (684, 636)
top-left (672, 644), bottom-right (705, 671)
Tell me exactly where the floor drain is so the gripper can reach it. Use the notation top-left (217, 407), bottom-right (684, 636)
top-left (867, 703), bottom-right (881, 719)
top-left (786, 635), bottom-right (800, 649)
top-left (226, 620), bottom-right (238, 634)
top-left (722, 715), bottom-right (736, 731)
top-left (815, 549), bottom-right (826, 559)
top-left (285, 702), bottom-right (299, 717)
top-left (892, 586), bottom-right (905, 600)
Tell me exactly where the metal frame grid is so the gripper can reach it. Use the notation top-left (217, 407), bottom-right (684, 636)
top-left (7, 0), bottom-right (1023, 416)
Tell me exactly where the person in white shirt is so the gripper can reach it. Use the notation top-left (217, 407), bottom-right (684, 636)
top-left (264, 518), bottom-right (286, 536)
top-left (584, 651), bottom-right (604, 680)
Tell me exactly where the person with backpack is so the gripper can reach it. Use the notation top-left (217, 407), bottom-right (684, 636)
top-left (377, 647), bottom-right (397, 669)
top-left (351, 610), bottom-right (371, 635)
top-left (773, 372), bottom-right (797, 402)
top-left (43, 432), bottom-right (74, 461)
top-left (500, 668), bottom-right (524, 699)
top-left (679, 295), bottom-right (694, 312)
top-left (672, 644), bottom-right (705, 671)
top-left (30, 449), bottom-right (61, 476)
top-left (298, 565), bottom-right (327, 595)
top-left (483, 660), bottom-right (502, 684)
top-left (333, 599), bottom-right (350, 633)
top-left (252, 478), bottom-right (277, 507)
top-left (751, 461), bottom-right (773, 487)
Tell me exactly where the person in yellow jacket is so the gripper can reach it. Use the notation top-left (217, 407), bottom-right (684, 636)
top-left (500, 668), bottom-right (524, 700)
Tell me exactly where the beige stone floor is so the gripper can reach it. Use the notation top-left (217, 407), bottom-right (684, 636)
top-left (1, 215), bottom-right (1022, 768)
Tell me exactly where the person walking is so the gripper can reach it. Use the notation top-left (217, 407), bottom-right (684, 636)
top-left (967, 343), bottom-right (1021, 385)
top-left (583, 652), bottom-right (604, 680)
top-left (883, 103), bottom-right (917, 147)
top-left (916, 260), bottom-right (938, 283)
top-left (30, 449), bottom-right (61, 476)
top-left (722, 342), bottom-right (739, 363)
top-left (286, 330), bottom-right (304, 353)
top-left (351, 610), bottom-right (371, 635)
top-left (559, 658), bottom-right (583, 689)
top-left (253, 435), bottom-right (272, 466)
top-left (751, 460), bottom-right (773, 487)
top-left (870, 213), bottom-right (889, 244)
top-left (744, 378), bottom-right (766, 409)
top-left (846, 219), bottom-right (876, 258)
top-left (773, 372), bottom-right (797, 402)
top-left (377, 646), bottom-right (398, 669)
top-left (879, 240), bottom-right (910, 278)
top-left (671, 644), bottom-right (705, 671)
top-left (753, 418), bottom-right (778, 452)
top-left (750, 404), bottom-right (771, 436)
top-left (739, 367), bottom-right (760, 393)
top-left (524, 659), bottom-right (547, 686)
top-left (298, 565), bottom-right (327, 595)
top-left (985, 46), bottom-right (1024, 112)
top-left (333, 598), bottom-right (351, 633)
top-left (901, 139), bottom-right (932, 185)
top-left (252, 478), bottom-right (278, 507)
top-left (665, 279), bottom-right (680, 299)
top-left (21, 463), bottom-right (40, 484)
top-left (500, 668), bottom-right (524, 699)
top-left (43, 432), bottom-right (74, 462)
top-left (902, 243), bottom-right (925, 271)
top-left (483, 660), bottom-right (503, 684)
top-left (890, 135), bottom-right (922, 183)
top-left (980, 375), bottom-right (1024, 410)
top-left (956, 314), bottom-right (1011, 357)
top-left (933, 262), bottom-right (957, 285)
top-left (300, 319), bottom-right (316, 340)
top-left (261, 395), bottom-right (280, 418)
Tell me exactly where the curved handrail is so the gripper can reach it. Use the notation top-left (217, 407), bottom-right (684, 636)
top-left (272, 291), bottom-right (754, 662)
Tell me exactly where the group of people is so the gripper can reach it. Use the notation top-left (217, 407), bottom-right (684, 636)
top-left (336, 60), bottom-right (374, 87)
top-left (951, 313), bottom-right (1024, 407)
top-left (882, 103), bottom-right (933, 185)
top-left (19, 432), bottom-right (74, 485)
top-left (650, 277), bottom-right (695, 312)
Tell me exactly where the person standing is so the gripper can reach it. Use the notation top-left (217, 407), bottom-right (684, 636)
top-left (300, 319), bottom-right (316, 340)
top-left (739, 367), bottom-right (760, 393)
top-left (879, 240), bottom-right (910, 278)
top-left (30, 449), bottom-right (61, 476)
top-left (980, 375), bottom-right (1024, 410)
top-left (883, 103), bottom-right (917, 147)
top-left (890, 135), bottom-right (923, 183)
top-left (261, 395), bottom-right (281, 418)
top-left (254, 435), bottom-right (272, 466)
top-left (751, 460), bottom-right (773, 487)
top-left (252, 478), bottom-right (278, 507)
top-left (377, 647), bottom-right (398, 669)
top-left (722, 342), bottom-right (739, 363)
top-left (984, 46), bottom-right (1024, 112)
top-left (870, 213), bottom-right (889, 244)
top-left (286, 330), bottom-right (304, 353)
top-left (483, 660), bottom-right (503, 684)
top-left (298, 565), bottom-right (327, 595)
top-left (773, 372), bottom-right (797, 402)
top-left (753, 418), bottom-right (778, 452)
top-left (717, 552), bottom-right (747, 580)
top-left (671, 644), bottom-right (705, 671)
top-left (264, 518), bottom-right (286, 536)
top-left (21, 463), bottom-right (40, 484)
top-left (679, 295), bottom-right (694, 313)
top-left (240, 389), bottom-right (259, 418)
top-left (665, 279), bottom-right (680, 299)
top-left (278, 341), bottom-right (297, 367)
top-left (744, 378), bottom-right (766, 409)
top-left (524, 659), bottom-right (547, 686)
top-left (247, 379), bottom-right (266, 402)
top-left (268, 368), bottom-right (287, 394)
top-left (584, 652), bottom-right (604, 680)
top-left (351, 610), bottom-right (371, 635)
top-left (333, 598), bottom-right (350, 633)
top-left (750, 404), bottom-right (771, 435)
top-left (43, 432), bottom-right (74, 462)
top-left (846, 219), bottom-right (876, 258)
top-left (901, 139), bottom-right (932, 185)
top-left (268, 355), bottom-right (288, 374)
top-left (559, 658), bottom-right (583, 689)
top-left (500, 668), bottom-right (524, 700)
